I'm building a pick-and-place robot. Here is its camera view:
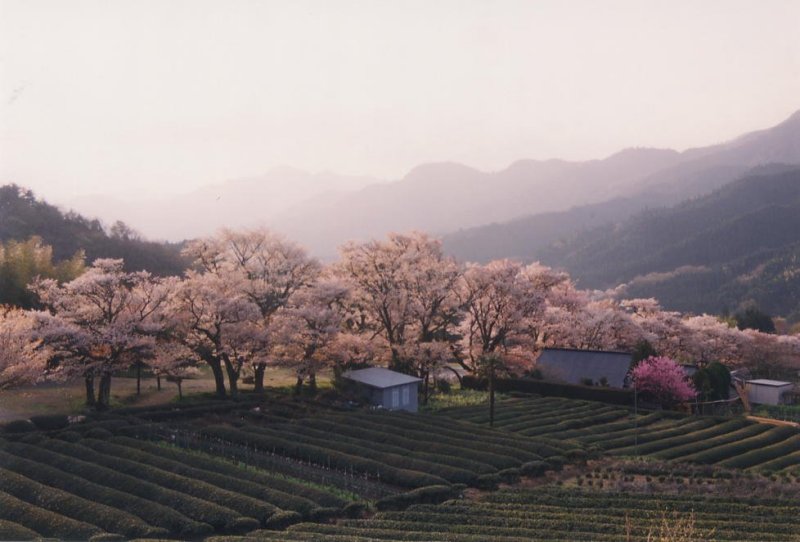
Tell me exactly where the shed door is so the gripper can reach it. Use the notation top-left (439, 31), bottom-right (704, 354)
top-left (391, 388), bottom-right (400, 408)
top-left (402, 386), bottom-right (410, 406)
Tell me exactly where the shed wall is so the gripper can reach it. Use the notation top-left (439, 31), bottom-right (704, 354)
top-left (749, 384), bottom-right (793, 405)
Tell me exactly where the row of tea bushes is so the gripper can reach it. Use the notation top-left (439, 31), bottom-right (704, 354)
top-left (208, 485), bottom-right (800, 542)
top-left (439, 395), bottom-right (800, 473)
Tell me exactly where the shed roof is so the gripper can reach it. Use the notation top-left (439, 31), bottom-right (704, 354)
top-left (747, 379), bottom-right (793, 387)
top-left (342, 367), bottom-right (422, 389)
top-left (536, 347), bottom-right (633, 388)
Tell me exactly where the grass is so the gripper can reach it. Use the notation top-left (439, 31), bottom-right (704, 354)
top-left (0, 366), bottom-right (318, 423)
top-left (421, 389), bottom-right (489, 411)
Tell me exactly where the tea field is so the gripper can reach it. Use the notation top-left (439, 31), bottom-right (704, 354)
top-left (1, 392), bottom-right (799, 541)
top-left (438, 395), bottom-right (800, 474)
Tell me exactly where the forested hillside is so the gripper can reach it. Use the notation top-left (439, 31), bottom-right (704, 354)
top-left (538, 166), bottom-right (800, 318)
top-left (0, 185), bottom-right (188, 277)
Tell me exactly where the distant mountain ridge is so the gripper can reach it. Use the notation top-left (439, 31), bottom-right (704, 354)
top-left (442, 109), bottom-right (800, 265)
top-left (61, 109), bottom-right (800, 262)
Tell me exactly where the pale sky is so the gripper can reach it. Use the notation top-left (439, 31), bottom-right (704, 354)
top-left (1, 0), bottom-right (799, 200)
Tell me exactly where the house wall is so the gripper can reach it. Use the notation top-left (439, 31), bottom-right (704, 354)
top-left (749, 384), bottom-right (793, 405)
top-left (380, 383), bottom-right (419, 412)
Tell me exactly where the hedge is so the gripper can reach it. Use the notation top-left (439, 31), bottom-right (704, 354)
top-left (0, 519), bottom-right (39, 541)
top-left (270, 418), bottom-right (504, 473)
top-left (84, 437), bottom-right (318, 516)
top-left (353, 410), bottom-right (573, 457)
top-left (2, 420), bottom-right (35, 433)
top-left (650, 422), bottom-right (771, 460)
top-left (462, 375), bottom-right (634, 405)
top-left (0, 489), bottom-right (103, 540)
top-left (609, 418), bottom-right (751, 456)
top-left (0, 441), bottom-right (221, 535)
top-left (29, 414), bottom-right (70, 431)
top-left (716, 434), bottom-right (800, 470)
top-left (240, 424), bottom-right (480, 485)
top-left (109, 437), bottom-right (345, 509)
top-left (374, 485), bottom-right (464, 511)
top-left (679, 425), bottom-right (799, 465)
top-left (0, 467), bottom-right (168, 539)
top-left (200, 425), bottom-right (448, 488)
top-left (34, 437), bottom-right (269, 527)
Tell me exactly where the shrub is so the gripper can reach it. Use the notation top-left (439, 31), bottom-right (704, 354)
top-left (343, 502), bottom-right (367, 518)
top-left (2, 420), bottom-right (36, 433)
top-left (475, 473), bottom-right (502, 490)
top-left (0, 446), bottom-right (213, 538)
top-left (0, 490), bottom-right (102, 540)
top-left (306, 507), bottom-right (341, 522)
top-left (263, 511), bottom-right (302, 530)
top-left (29, 415), bottom-right (69, 431)
top-left (85, 428), bottom-right (114, 439)
top-left (0, 467), bottom-right (168, 539)
top-left (0, 519), bottom-right (39, 541)
top-left (631, 356), bottom-right (697, 408)
top-left (375, 485), bottom-right (462, 511)
top-left (520, 461), bottom-right (549, 477)
top-left (57, 431), bottom-right (82, 442)
top-left (496, 468), bottom-right (521, 484)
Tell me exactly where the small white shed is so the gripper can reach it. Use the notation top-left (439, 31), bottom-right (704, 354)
top-left (341, 367), bottom-right (422, 412)
top-left (746, 379), bottom-right (794, 405)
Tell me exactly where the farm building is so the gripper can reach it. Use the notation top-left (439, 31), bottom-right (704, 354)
top-left (341, 367), bottom-right (423, 412)
top-left (535, 347), bottom-right (633, 388)
top-left (746, 379), bottom-right (795, 405)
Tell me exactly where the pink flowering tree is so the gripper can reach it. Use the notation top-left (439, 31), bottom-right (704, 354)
top-left (631, 355), bottom-right (697, 408)
top-left (335, 232), bottom-right (461, 378)
top-left (0, 306), bottom-right (51, 390)
top-left (31, 259), bottom-right (173, 409)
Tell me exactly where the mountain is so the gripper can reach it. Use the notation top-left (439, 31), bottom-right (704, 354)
top-left (271, 148), bottom-right (685, 258)
top-left (0, 185), bottom-right (188, 276)
top-left (68, 168), bottom-right (382, 242)
top-left (442, 110), bottom-right (800, 264)
top-left (538, 166), bottom-right (800, 318)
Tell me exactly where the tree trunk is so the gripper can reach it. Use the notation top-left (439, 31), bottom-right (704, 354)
top-left (308, 372), bottom-right (317, 394)
top-left (423, 371), bottom-right (430, 405)
top-left (294, 375), bottom-right (304, 396)
top-left (253, 362), bottom-right (267, 393)
top-left (84, 374), bottom-right (96, 407)
top-left (97, 373), bottom-right (112, 411)
top-left (207, 359), bottom-right (227, 398)
top-left (156, 374), bottom-right (161, 391)
top-left (223, 356), bottom-right (239, 398)
top-left (136, 362), bottom-right (142, 395)
top-left (176, 380), bottom-right (183, 400)
top-left (488, 358), bottom-right (496, 428)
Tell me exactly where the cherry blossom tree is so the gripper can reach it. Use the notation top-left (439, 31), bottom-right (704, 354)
top-left (335, 232), bottom-right (461, 378)
top-left (270, 278), bottom-right (349, 394)
top-left (31, 259), bottom-right (173, 409)
top-left (458, 260), bottom-right (547, 373)
top-left (631, 355), bottom-right (697, 408)
top-left (167, 270), bottom-right (266, 397)
top-left (182, 228), bottom-right (320, 392)
top-left (0, 306), bottom-right (50, 390)
top-left (149, 341), bottom-right (200, 400)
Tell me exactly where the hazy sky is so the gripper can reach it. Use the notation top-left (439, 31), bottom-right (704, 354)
top-left (1, 0), bottom-right (799, 200)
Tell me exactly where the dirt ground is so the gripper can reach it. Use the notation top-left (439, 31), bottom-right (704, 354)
top-left (0, 367), bottom-right (325, 422)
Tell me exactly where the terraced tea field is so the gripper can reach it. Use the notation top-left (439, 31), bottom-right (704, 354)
top-left (0, 397), bottom-right (578, 540)
top-left (211, 484), bottom-right (800, 542)
top-left (438, 395), bottom-right (800, 474)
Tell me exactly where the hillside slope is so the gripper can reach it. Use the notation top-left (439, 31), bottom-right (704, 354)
top-left (0, 185), bottom-right (188, 276)
top-left (538, 167), bottom-right (800, 317)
